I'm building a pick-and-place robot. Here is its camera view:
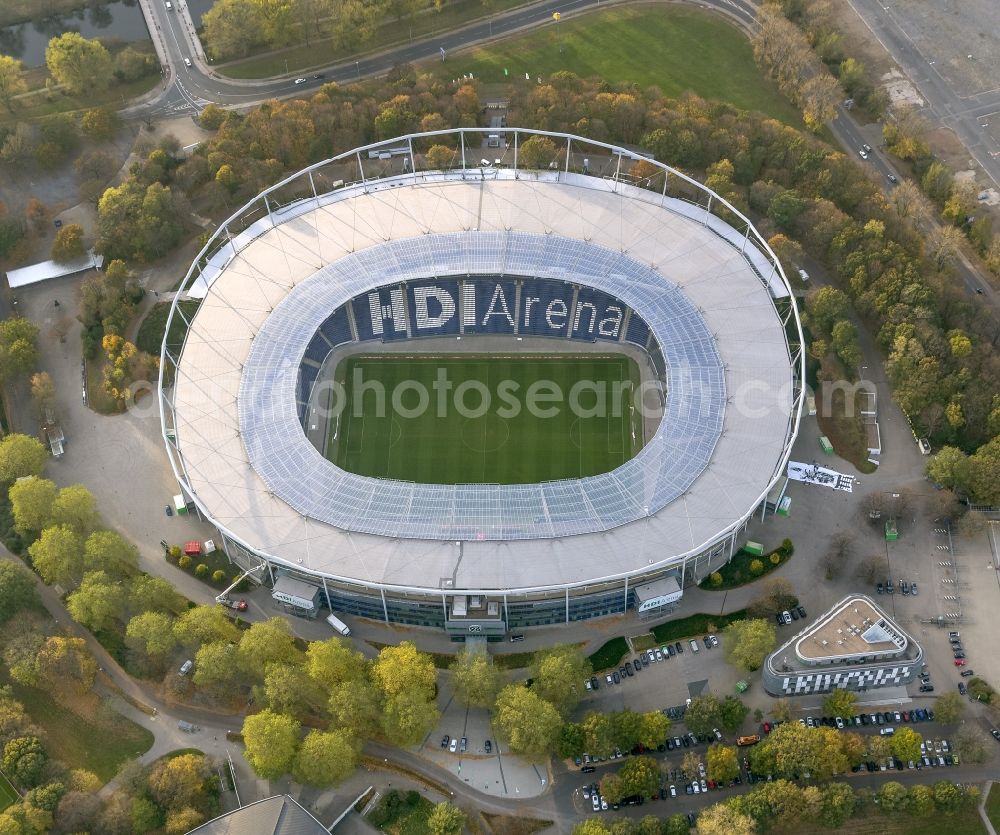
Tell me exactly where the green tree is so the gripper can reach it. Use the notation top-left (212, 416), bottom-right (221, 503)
top-left (372, 642), bottom-right (436, 700)
top-left (8, 476), bottom-right (56, 534)
top-left (165, 807), bottom-right (205, 834)
top-left (45, 33), bottom-right (112, 94)
top-left (706, 743), bottom-right (740, 783)
top-left (531, 644), bottom-right (592, 718)
top-left (147, 752), bottom-right (210, 811)
top-left (24, 781), bottom-right (66, 813)
top-left (192, 641), bottom-right (242, 690)
top-left (598, 772), bottom-right (624, 805)
top-left (494, 684), bottom-right (562, 757)
top-left (890, 726), bottom-right (922, 762)
top-left (51, 224), bottom-right (86, 263)
top-left (518, 136), bottom-right (559, 170)
top-left (97, 179), bottom-right (184, 262)
top-left (818, 781), bottom-right (856, 827)
top-left (84, 529), bottom-right (138, 577)
top-left (28, 525), bottom-right (84, 587)
top-left (126, 611), bottom-right (178, 658)
top-left (0, 322), bottom-right (39, 385)
top-left (2, 736), bottom-right (47, 787)
top-left (718, 696), bottom-right (750, 732)
top-left (558, 722), bottom-right (586, 758)
top-left (81, 107), bottom-right (119, 142)
top-left (684, 695), bottom-right (725, 736)
top-left (262, 663), bottom-right (324, 718)
top-left (238, 617), bottom-right (300, 674)
top-left (306, 637), bottom-right (368, 689)
top-left (35, 636), bottom-right (97, 699)
top-left (637, 710), bottom-right (670, 749)
top-left (449, 647), bottom-right (503, 707)
top-left (0, 562), bottom-right (39, 623)
top-left (241, 710), bottom-right (300, 779)
top-left (906, 783), bottom-right (935, 816)
top-left (831, 319), bottom-right (862, 370)
top-left (380, 690), bottom-right (440, 746)
top-left (66, 570), bottom-right (125, 632)
top-left (695, 802), bottom-right (756, 835)
top-left (617, 755), bottom-right (660, 799)
top-left (876, 780), bottom-right (907, 812)
top-left (128, 574), bottom-right (185, 616)
top-left (0, 56), bottom-right (27, 111)
top-left (723, 619), bottom-right (777, 672)
top-left (327, 680), bottom-right (382, 738)
top-left (932, 780), bottom-right (967, 813)
top-left (293, 729), bottom-right (358, 786)
top-left (202, 0), bottom-right (267, 59)
top-left (933, 691), bottom-right (965, 724)
top-left (51, 485), bottom-right (100, 535)
top-left (805, 286), bottom-right (851, 335)
top-left (822, 689), bottom-right (857, 717)
top-left (755, 722), bottom-right (847, 780)
top-left (173, 605), bottom-right (240, 646)
top-left (427, 801), bottom-right (466, 835)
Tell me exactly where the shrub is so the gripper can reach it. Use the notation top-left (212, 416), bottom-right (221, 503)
top-left (749, 559), bottom-right (765, 575)
top-left (779, 538), bottom-right (794, 556)
top-left (178, 555), bottom-right (192, 570)
top-left (769, 552), bottom-right (781, 565)
top-left (195, 563), bottom-right (208, 577)
top-left (709, 571), bottom-right (723, 587)
top-left (212, 570), bottom-right (226, 583)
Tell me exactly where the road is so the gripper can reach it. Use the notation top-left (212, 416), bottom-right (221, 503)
top-left (132, 0), bottom-right (756, 119)
top-left (844, 0), bottom-right (1000, 191)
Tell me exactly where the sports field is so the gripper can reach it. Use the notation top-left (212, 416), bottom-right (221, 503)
top-left (328, 354), bottom-right (644, 484)
top-left (0, 772), bottom-right (17, 813)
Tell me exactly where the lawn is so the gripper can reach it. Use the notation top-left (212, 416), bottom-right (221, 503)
top-left (699, 541), bottom-right (793, 590)
top-left (136, 299), bottom-right (201, 356)
top-left (587, 637), bottom-right (629, 672)
top-left (434, 6), bottom-right (804, 128)
top-left (651, 609), bottom-right (747, 643)
top-left (2, 677), bottom-right (154, 784)
top-left (0, 773), bottom-right (16, 813)
top-left (367, 789), bottom-right (437, 835)
top-left (793, 805), bottom-right (986, 835)
top-left (329, 354), bottom-right (642, 484)
top-left (986, 783), bottom-right (1000, 832)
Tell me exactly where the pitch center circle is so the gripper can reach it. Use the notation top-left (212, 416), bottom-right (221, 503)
top-left (461, 413), bottom-right (510, 453)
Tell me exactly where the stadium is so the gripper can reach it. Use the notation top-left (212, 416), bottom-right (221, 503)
top-left (159, 128), bottom-right (804, 636)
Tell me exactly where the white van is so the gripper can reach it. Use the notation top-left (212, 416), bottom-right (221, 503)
top-left (797, 268), bottom-right (810, 282)
top-left (326, 613), bottom-right (351, 636)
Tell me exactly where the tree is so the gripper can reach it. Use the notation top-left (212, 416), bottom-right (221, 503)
top-left (51, 485), bottom-right (100, 535)
top-left (0, 56), bottom-right (27, 111)
top-left (97, 179), bottom-right (185, 262)
top-left (427, 801), bottom-right (466, 835)
top-left (35, 636), bottom-right (97, 699)
top-left (202, 0), bottom-right (267, 59)
top-left (238, 617), bottom-right (300, 674)
top-left (262, 663), bottom-right (324, 718)
top-left (684, 695), bottom-right (725, 736)
top-left (518, 136), bottom-right (559, 170)
top-left (0, 322), bottom-right (39, 385)
top-left (718, 696), bottom-right (750, 732)
top-left (29, 372), bottom-right (56, 421)
top-left (818, 781), bottom-right (856, 827)
top-left (855, 554), bottom-right (885, 584)
top-left (706, 744), bottom-right (740, 783)
top-left (173, 605), bottom-right (240, 647)
top-left (618, 756), bottom-right (660, 799)
top-left (747, 578), bottom-right (798, 618)
top-left (241, 710), bottom-right (300, 779)
top-left (723, 619), bottom-right (777, 672)
top-left (193, 641), bottom-right (242, 690)
top-left (81, 107), bottom-right (119, 142)
top-left (83, 530), bottom-right (137, 577)
top-left (755, 722), bottom-right (847, 780)
top-left (28, 525), bottom-right (84, 587)
top-left (51, 224), bottom-right (86, 263)
top-left (876, 780), bottom-right (907, 812)
top-left (933, 692), bottom-right (964, 725)
top-left (198, 103), bottom-right (227, 130)
top-left (126, 611), bottom-right (178, 659)
top-left (381, 690), bottom-right (441, 746)
top-left (24, 782), bottom-right (66, 813)
top-left (148, 752), bottom-right (209, 811)
top-left (890, 726), bottom-right (921, 762)
top-left (67, 570), bottom-right (126, 632)
top-left (327, 680), bottom-right (382, 738)
top-left (906, 783), bottom-right (935, 816)
top-left (306, 637), bottom-right (368, 689)
top-left (822, 689), bottom-right (856, 718)
top-left (165, 807), bottom-right (205, 835)
top-left (45, 33), bottom-right (112, 94)
top-left (426, 145), bottom-right (454, 169)
top-left (932, 780), bottom-right (967, 813)
top-left (291, 729), bottom-right (358, 787)
top-left (695, 802), bottom-right (756, 835)
top-left (372, 642), bottom-right (436, 700)
top-left (128, 574), bottom-right (185, 616)
top-left (0, 562), bottom-right (39, 623)
top-left (531, 644), bottom-right (591, 717)
top-left (449, 647), bottom-right (503, 708)
top-left (598, 772), bottom-right (624, 805)
top-left (494, 684), bottom-right (562, 757)
top-left (637, 710), bottom-right (670, 749)
top-left (2, 736), bottom-right (47, 787)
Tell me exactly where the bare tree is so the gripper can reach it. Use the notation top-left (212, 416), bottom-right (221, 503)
top-left (747, 577), bottom-right (798, 618)
top-left (821, 533), bottom-right (854, 580)
top-left (956, 513), bottom-right (987, 540)
top-left (860, 491), bottom-right (884, 524)
top-left (855, 554), bottom-right (885, 584)
top-left (924, 489), bottom-right (964, 523)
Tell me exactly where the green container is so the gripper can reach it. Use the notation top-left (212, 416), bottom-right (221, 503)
top-left (885, 521), bottom-right (898, 541)
top-left (819, 435), bottom-right (834, 454)
top-left (744, 540), bottom-right (764, 557)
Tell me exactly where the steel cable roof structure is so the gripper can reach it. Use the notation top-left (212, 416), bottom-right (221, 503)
top-left (160, 129), bottom-right (803, 617)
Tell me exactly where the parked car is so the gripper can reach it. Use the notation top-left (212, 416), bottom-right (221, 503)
top-left (690, 640), bottom-right (700, 653)
top-left (485, 740), bottom-right (492, 753)
top-left (460, 737), bottom-right (467, 752)
top-left (880, 727), bottom-right (895, 736)
top-left (675, 642), bottom-right (683, 654)
top-left (955, 659), bottom-right (967, 667)
top-left (441, 735), bottom-right (450, 748)
top-left (704, 636), bottom-right (712, 649)
top-left (920, 684), bottom-right (934, 692)
top-left (876, 582), bottom-right (883, 594)
top-left (613, 671), bottom-right (621, 683)
top-left (713, 728), bottom-right (723, 741)
top-left (959, 683), bottom-right (967, 695)
top-left (709, 635), bottom-right (719, 647)
top-left (887, 173), bottom-right (898, 184)
top-left (449, 738), bottom-right (458, 752)
top-left (796, 606), bottom-right (806, 619)
top-left (782, 610), bottom-right (793, 624)
top-left (911, 582), bottom-right (919, 595)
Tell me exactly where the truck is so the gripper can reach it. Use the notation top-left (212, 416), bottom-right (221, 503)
top-left (326, 613), bottom-right (351, 636)
top-left (737, 735), bottom-right (760, 746)
top-left (217, 596), bottom-right (248, 612)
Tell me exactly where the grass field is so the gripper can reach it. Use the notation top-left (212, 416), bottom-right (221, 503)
top-left (328, 354), bottom-right (643, 484)
top-left (0, 773), bottom-right (16, 813)
top-left (434, 6), bottom-right (804, 128)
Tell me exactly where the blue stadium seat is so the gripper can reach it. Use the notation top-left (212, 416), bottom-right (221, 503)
top-left (317, 306), bottom-right (353, 348)
top-left (407, 279), bottom-right (460, 337)
top-left (303, 337), bottom-right (330, 366)
top-left (518, 278), bottom-right (573, 337)
top-left (625, 312), bottom-right (651, 349)
top-left (572, 287), bottom-right (626, 342)
top-left (352, 284), bottom-right (409, 342)
top-left (462, 277), bottom-right (517, 335)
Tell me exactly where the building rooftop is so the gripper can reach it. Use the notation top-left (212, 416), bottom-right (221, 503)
top-left (794, 596), bottom-right (908, 663)
top-left (187, 795), bottom-right (328, 835)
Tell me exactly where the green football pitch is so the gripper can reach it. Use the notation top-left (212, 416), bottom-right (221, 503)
top-left (327, 354), bottom-right (644, 484)
top-left (0, 772), bottom-right (16, 813)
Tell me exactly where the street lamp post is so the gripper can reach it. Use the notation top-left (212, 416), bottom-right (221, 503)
top-left (356, 60), bottom-right (360, 79)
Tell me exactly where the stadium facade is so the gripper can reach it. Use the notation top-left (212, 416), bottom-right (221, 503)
top-left (160, 129), bottom-right (804, 637)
